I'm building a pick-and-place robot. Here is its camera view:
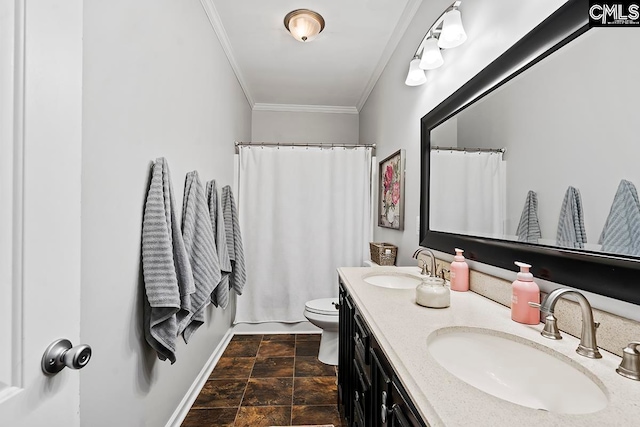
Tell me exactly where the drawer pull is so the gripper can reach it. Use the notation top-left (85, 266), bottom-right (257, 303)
top-left (381, 390), bottom-right (390, 423)
top-left (392, 403), bottom-right (411, 427)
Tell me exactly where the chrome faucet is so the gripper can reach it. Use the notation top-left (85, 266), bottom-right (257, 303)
top-left (413, 247), bottom-right (436, 277)
top-left (538, 288), bottom-right (602, 359)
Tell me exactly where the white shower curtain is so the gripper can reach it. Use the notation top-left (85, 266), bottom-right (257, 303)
top-left (235, 145), bottom-right (372, 323)
top-left (429, 150), bottom-right (506, 238)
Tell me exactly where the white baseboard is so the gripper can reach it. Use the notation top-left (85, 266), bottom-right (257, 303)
top-left (165, 329), bottom-right (234, 427)
top-left (232, 321), bottom-right (321, 335)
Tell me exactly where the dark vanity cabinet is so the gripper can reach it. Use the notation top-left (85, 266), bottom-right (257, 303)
top-left (338, 282), bottom-right (355, 424)
top-left (338, 280), bottom-right (428, 427)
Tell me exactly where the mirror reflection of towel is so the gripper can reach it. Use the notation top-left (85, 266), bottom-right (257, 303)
top-left (516, 190), bottom-right (541, 243)
top-left (556, 186), bottom-right (587, 249)
top-left (599, 180), bottom-right (640, 256)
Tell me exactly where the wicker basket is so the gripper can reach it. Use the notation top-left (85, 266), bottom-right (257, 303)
top-left (369, 242), bottom-right (398, 266)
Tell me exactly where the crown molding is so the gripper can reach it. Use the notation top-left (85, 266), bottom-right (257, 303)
top-left (356, 0), bottom-right (424, 111)
top-left (199, 0), bottom-right (254, 106)
top-left (253, 103), bottom-right (359, 115)
top-left (201, 0), bottom-right (422, 112)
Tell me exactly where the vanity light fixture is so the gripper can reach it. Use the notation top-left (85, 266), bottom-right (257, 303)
top-left (405, 1), bottom-right (467, 86)
top-left (284, 9), bottom-right (325, 42)
top-left (419, 36), bottom-right (444, 70)
top-left (438, 7), bottom-right (468, 48)
top-left (405, 55), bottom-right (428, 86)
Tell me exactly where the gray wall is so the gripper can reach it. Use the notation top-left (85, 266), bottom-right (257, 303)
top-left (252, 110), bottom-right (359, 143)
top-left (80, 0), bottom-right (251, 425)
top-left (360, 0), bottom-right (567, 265)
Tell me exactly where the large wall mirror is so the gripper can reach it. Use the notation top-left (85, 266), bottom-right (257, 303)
top-left (420, 0), bottom-right (640, 306)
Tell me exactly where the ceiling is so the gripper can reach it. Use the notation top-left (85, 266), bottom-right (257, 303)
top-left (203, 0), bottom-right (423, 112)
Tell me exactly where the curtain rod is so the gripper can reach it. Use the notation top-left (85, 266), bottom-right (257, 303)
top-left (431, 146), bottom-right (506, 154)
top-left (235, 141), bottom-right (376, 154)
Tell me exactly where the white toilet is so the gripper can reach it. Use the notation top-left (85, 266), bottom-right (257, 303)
top-left (304, 298), bottom-right (339, 365)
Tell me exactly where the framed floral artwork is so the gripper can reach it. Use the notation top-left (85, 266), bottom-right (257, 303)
top-left (378, 149), bottom-right (405, 230)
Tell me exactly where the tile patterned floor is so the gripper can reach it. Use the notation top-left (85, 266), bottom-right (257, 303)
top-left (181, 334), bottom-right (345, 427)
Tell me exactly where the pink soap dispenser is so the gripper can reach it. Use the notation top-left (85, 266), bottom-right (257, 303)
top-left (511, 261), bottom-right (540, 325)
top-left (450, 248), bottom-right (469, 292)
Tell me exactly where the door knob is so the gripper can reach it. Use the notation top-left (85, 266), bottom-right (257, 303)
top-left (42, 338), bottom-right (92, 375)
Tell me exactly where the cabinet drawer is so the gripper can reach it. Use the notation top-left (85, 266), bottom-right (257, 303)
top-left (391, 403), bottom-right (412, 427)
top-left (353, 399), bottom-right (366, 427)
top-left (352, 358), bottom-right (370, 419)
top-left (353, 313), bottom-right (370, 364)
top-left (370, 346), bottom-right (392, 427)
top-left (390, 379), bottom-right (429, 427)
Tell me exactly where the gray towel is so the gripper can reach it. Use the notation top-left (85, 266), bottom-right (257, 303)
top-left (141, 158), bottom-right (195, 364)
top-left (516, 190), bottom-right (542, 243)
top-left (222, 186), bottom-right (246, 295)
top-left (599, 180), bottom-right (640, 256)
top-left (556, 186), bottom-right (587, 249)
top-left (206, 180), bottom-right (232, 308)
top-left (179, 171), bottom-right (221, 343)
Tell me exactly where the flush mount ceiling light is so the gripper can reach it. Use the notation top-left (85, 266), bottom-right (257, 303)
top-left (405, 1), bottom-right (467, 86)
top-left (284, 9), bottom-right (325, 42)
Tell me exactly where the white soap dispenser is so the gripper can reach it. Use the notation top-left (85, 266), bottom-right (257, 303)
top-left (416, 275), bottom-right (450, 308)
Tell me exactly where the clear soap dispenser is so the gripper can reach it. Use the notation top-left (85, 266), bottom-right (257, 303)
top-left (416, 276), bottom-right (450, 308)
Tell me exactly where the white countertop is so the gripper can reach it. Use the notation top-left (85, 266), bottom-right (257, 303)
top-left (338, 266), bottom-right (640, 427)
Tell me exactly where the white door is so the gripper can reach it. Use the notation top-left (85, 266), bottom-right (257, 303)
top-left (0, 0), bottom-right (84, 425)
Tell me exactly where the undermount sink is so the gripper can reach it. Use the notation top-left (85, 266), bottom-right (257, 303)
top-left (363, 272), bottom-right (422, 289)
top-left (427, 327), bottom-right (608, 414)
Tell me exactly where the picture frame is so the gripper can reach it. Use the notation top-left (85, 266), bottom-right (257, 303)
top-left (378, 149), bottom-right (405, 230)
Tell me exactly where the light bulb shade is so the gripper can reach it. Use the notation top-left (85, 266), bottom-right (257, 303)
top-left (419, 37), bottom-right (444, 70)
top-left (438, 9), bottom-right (467, 49)
top-left (405, 58), bottom-right (427, 86)
top-left (284, 9), bottom-right (325, 42)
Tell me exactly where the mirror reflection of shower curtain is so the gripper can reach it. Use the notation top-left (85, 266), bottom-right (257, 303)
top-left (235, 145), bottom-right (372, 323)
top-left (429, 150), bottom-right (506, 238)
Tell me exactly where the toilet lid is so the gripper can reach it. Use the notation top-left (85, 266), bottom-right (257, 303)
top-left (305, 298), bottom-right (339, 316)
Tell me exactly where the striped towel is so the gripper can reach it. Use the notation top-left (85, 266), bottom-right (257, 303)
top-left (206, 180), bottom-right (232, 308)
top-left (222, 186), bottom-right (246, 295)
top-left (599, 180), bottom-right (640, 256)
top-left (556, 186), bottom-right (587, 249)
top-left (516, 190), bottom-right (542, 243)
top-left (141, 158), bottom-right (194, 364)
top-left (179, 171), bottom-right (221, 343)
